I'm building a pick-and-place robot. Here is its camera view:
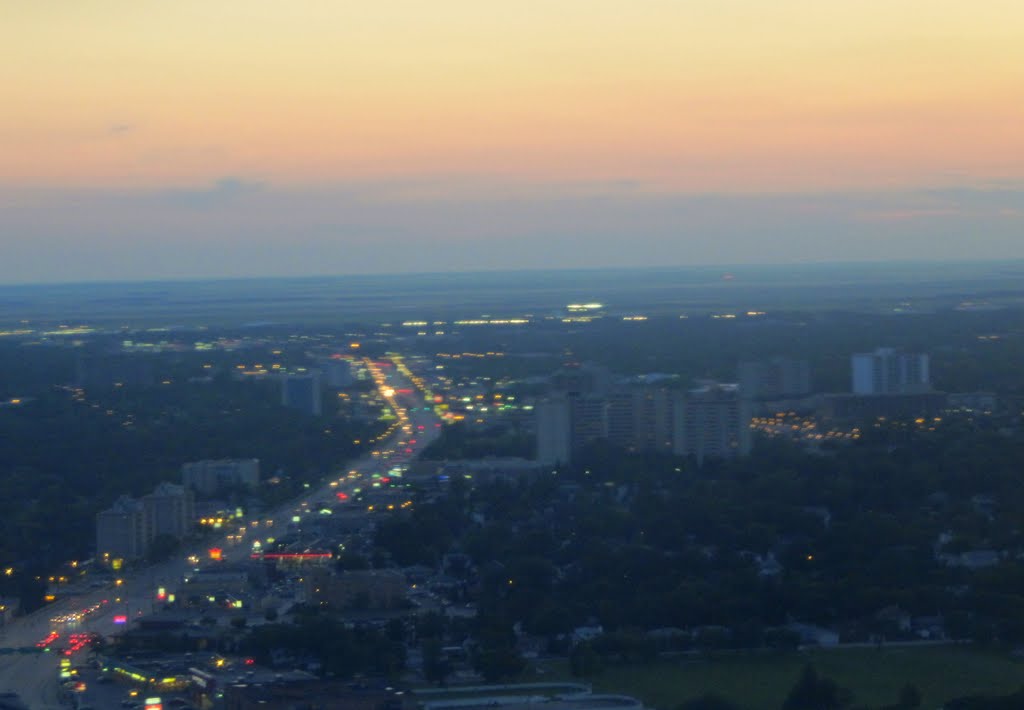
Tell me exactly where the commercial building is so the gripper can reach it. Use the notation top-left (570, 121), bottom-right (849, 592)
top-left (181, 567), bottom-right (251, 597)
top-left (673, 383), bottom-right (752, 464)
top-left (851, 348), bottom-right (930, 395)
top-left (434, 458), bottom-right (543, 485)
top-left (281, 371), bottom-right (323, 416)
top-left (223, 679), bottom-right (413, 710)
top-left (182, 459), bottom-right (260, 497)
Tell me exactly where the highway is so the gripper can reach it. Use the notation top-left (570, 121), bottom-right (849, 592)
top-left (0, 355), bottom-right (440, 708)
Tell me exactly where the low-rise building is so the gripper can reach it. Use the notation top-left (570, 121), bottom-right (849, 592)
top-left (224, 679), bottom-right (413, 710)
top-left (818, 392), bottom-right (947, 421)
top-left (304, 568), bottom-right (407, 611)
top-left (0, 598), bottom-right (19, 626)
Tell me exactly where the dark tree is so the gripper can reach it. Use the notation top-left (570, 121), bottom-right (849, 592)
top-left (147, 533), bottom-right (180, 564)
top-left (898, 683), bottom-right (922, 709)
top-left (781, 665), bottom-right (849, 710)
top-left (678, 695), bottom-right (743, 710)
top-left (569, 642), bottom-right (603, 678)
top-left (422, 638), bottom-right (452, 686)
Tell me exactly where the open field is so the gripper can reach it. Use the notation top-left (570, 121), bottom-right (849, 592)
top-left (537, 646), bottom-right (1024, 710)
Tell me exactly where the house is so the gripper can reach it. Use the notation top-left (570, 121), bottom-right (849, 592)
top-left (942, 550), bottom-right (1001, 569)
top-left (0, 598), bottom-right (19, 627)
top-left (786, 622), bottom-right (840, 647)
top-left (572, 624), bottom-right (604, 643)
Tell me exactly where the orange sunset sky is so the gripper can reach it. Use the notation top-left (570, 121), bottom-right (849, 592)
top-left (2, 1), bottom-right (1023, 281)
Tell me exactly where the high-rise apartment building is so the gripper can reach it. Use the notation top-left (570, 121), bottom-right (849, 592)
top-left (142, 482), bottom-right (195, 541)
top-left (606, 385), bottom-right (675, 453)
top-left (536, 396), bottom-right (573, 465)
top-left (538, 367), bottom-right (751, 466)
top-left (96, 483), bottom-right (195, 561)
top-left (851, 348), bottom-right (930, 395)
top-left (673, 383), bottom-right (752, 464)
top-left (282, 371), bottom-right (323, 415)
top-left (535, 393), bottom-right (608, 465)
top-left (96, 495), bottom-right (148, 561)
top-left (536, 364), bottom-right (612, 465)
top-left (571, 394), bottom-right (608, 449)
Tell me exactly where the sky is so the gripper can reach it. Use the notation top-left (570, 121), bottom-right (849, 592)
top-left (2, 1), bottom-right (1023, 283)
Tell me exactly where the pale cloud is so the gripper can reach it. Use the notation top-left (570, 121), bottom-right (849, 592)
top-left (856, 208), bottom-right (968, 222)
top-left (157, 177), bottom-right (264, 209)
top-left (107, 122), bottom-right (135, 137)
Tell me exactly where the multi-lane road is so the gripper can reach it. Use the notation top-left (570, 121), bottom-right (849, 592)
top-left (0, 357), bottom-right (439, 709)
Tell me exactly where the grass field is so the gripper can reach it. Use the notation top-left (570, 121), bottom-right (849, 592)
top-left (536, 646), bottom-right (1024, 710)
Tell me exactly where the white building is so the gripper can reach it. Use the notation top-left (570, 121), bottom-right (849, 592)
top-left (536, 396), bottom-right (572, 465)
top-left (851, 348), bottom-right (930, 395)
top-left (97, 483), bottom-right (195, 562)
top-left (606, 385), bottom-right (676, 453)
top-left (142, 482), bottom-right (195, 540)
top-left (673, 383), bottom-right (752, 464)
top-left (96, 495), bottom-right (148, 561)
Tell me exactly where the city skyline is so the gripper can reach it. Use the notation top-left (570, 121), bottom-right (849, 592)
top-left (3, 1), bottom-right (1022, 283)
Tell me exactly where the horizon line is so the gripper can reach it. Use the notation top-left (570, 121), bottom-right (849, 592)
top-left (2, 257), bottom-right (1023, 290)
